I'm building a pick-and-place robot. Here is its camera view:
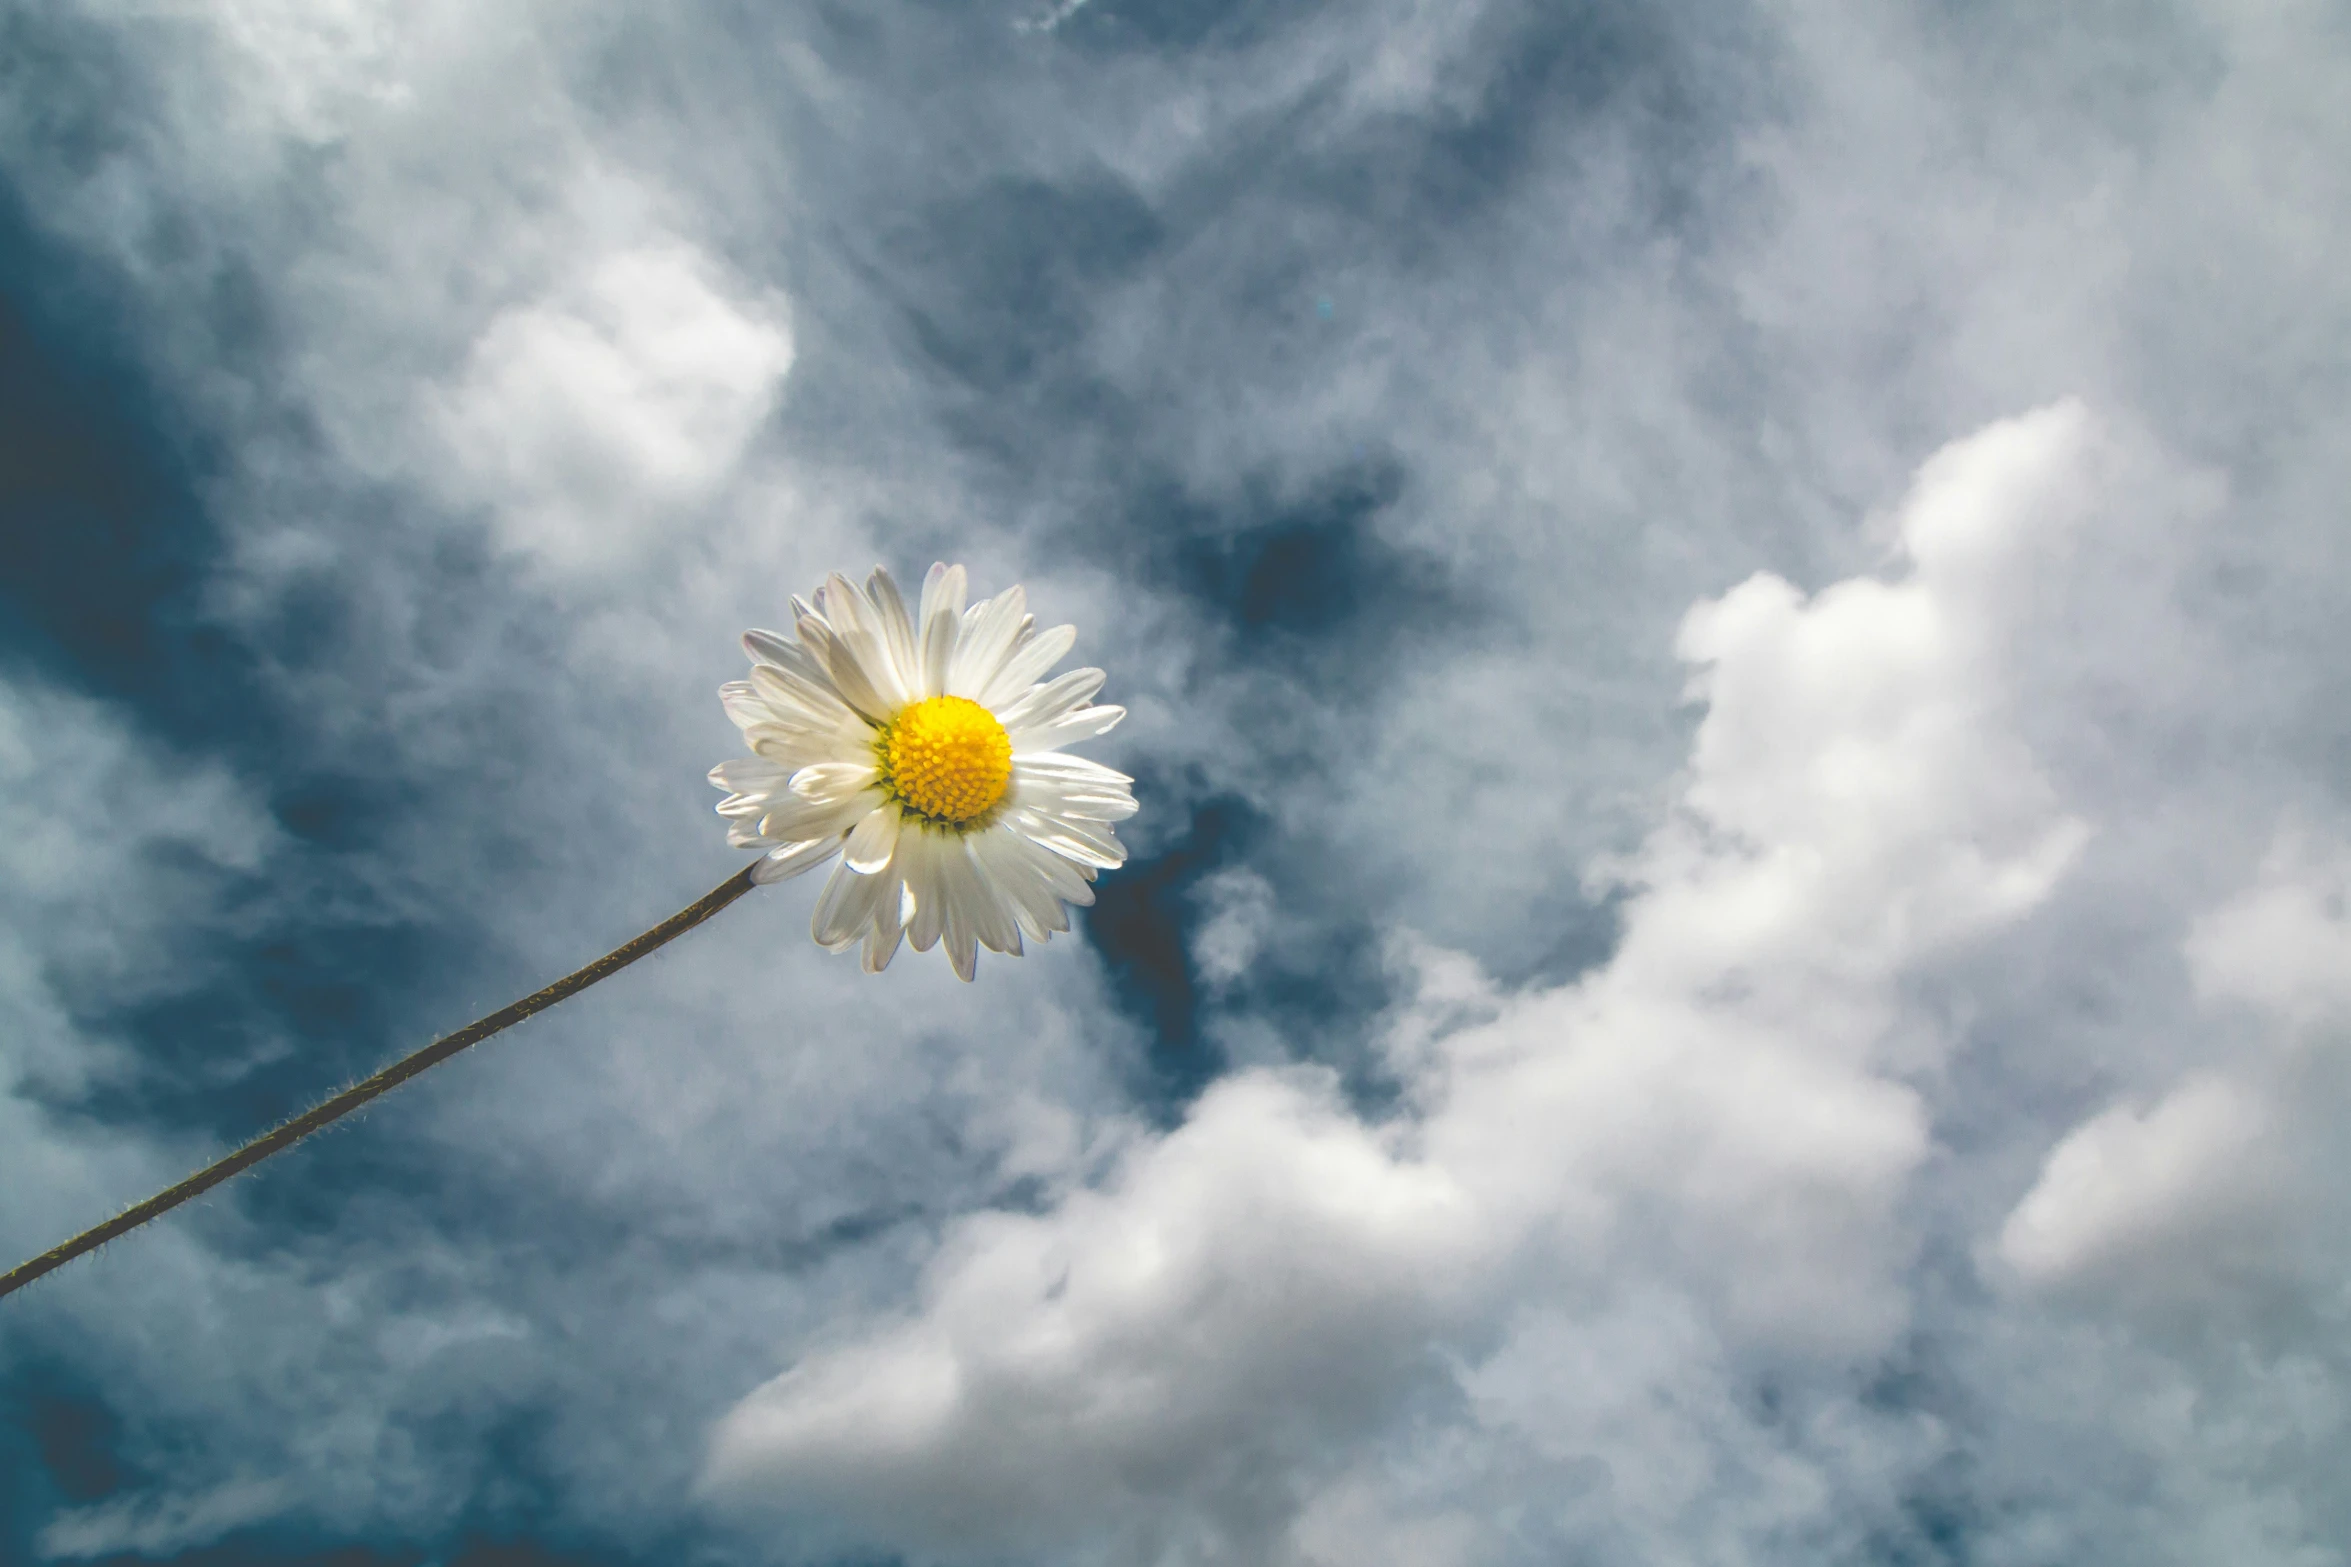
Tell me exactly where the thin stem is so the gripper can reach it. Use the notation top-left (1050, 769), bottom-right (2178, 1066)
top-left (1, 865), bottom-right (760, 1303)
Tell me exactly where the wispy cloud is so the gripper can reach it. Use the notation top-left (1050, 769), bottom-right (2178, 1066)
top-left (4, 1), bottom-right (2350, 1563)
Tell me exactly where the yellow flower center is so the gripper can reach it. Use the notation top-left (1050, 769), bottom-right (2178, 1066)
top-left (880, 695), bottom-right (1013, 825)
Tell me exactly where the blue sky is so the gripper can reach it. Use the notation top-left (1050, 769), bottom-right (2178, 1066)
top-left (4, 2), bottom-right (2351, 1564)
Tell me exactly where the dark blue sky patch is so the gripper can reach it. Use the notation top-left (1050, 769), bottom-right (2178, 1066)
top-left (1139, 457), bottom-right (1483, 724)
top-left (1082, 775), bottom-right (1407, 1118)
top-left (0, 1368), bottom-right (129, 1567)
top-left (0, 214), bottom-right (477, 1154)
top-left (163, 1544), bottom-right (416, 1567)
top-left (1051, 0), bottom-right (1324, 55)
top-left (443, 1541), bottom-right (638, 1567)
top-left (1203, 905), bottom-right (1405, 1119)
top-left (1081, 789), bottom-right (1260, 1117)
top-left (1873, 1474), bottom-right (1980, 1567)
top-left (46, 1526), bottom-right (655, 1567)
top-left (41, 1538), bottom-right (411, 1567)
top-left (874, 172), bottom-right (1163, 397)
top-left (1855, 1328), bottom-right (1993, 1567)
top-left (0, 170), bottom-right (500, 1150)
top-left (1163, 460), bottom-right (1426, 641)
top-left (1066, 466), bottom-right (1473, 1107)
top-left (31, 884), bottom-right (433, 1135)
top-left (0, 209), bottom-right (239, 728)
top-left (2, 1386), bottom-right (708, 1567)
top-left (1, 1366), bottom-right (131, 1510)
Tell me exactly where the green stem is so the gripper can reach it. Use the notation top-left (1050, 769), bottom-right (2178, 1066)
top-left (1, 866), bottom-right (760, 1303)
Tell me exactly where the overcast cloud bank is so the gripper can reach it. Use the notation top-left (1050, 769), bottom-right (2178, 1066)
top-left (5, 1), bottom-right (2351, 1564)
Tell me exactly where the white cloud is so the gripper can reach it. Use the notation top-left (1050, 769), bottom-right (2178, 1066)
top-left (703, 402), bottom-right (2098, 1562)
top-left (2001, 828), bottom-right (2351, 1312)
top-left (2185, 835), bottom-right (2351, 1027)
top-left (1192, 866), bottom-right (1277, 988)
top-left (1998, 1073), bottom-right (2279, 1293)
top-left (1973, 821), bottom-right (2351, 1562)
top-left (428, 241), bottom-right (795, 570)
top-left (38, 1478), bottom-right (292, 1562)
top-left (705, 1068), bottom-right (1480, 1559)
top-left (8, 1), bottom-right (2351, 1561)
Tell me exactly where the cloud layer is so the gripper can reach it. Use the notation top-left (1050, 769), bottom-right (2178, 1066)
top-left (4, 1), bottom-right (2351, 1564)
top-left (704, 402), bottom-right (2098, 1563)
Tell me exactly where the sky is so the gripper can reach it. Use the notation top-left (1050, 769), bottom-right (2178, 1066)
top-left (2, 0), bottom-right (2350, 1563)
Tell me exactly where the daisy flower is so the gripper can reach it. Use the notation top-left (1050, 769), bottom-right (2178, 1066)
top-left (710, 563), bottom-right (1137, 980)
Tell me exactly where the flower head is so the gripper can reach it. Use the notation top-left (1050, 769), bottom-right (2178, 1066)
top-left (711, 564), bottom-right (1137, 980)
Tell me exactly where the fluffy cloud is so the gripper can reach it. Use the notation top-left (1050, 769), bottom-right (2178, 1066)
top-left (702, 403), bottom-right (2097, 1563)
top-left (1970, 826), bottom-right (2351, 1565)
top-left (427, 241), bottom-right (794, 570)
top-left (7, 1), bottom-right (2351, 1563)
top-left (2002, 830), bottom-right (2351, 1319)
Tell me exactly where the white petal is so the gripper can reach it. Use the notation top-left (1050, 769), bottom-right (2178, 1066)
top-left (994, 667), bottom-right (1105, 733)
top-left (822, 572), bottom-right (915, 711)
top-left (1010, 754), bottom-right (1138, 815)
top-left (1009, 807), bottom-right (1125, 870)
top-left (747, 717), bottom-right (869, 759)
top-left (900, 829), bottom-right (946, 952)
top-left (758, 788), bottom-right (875, 844)
top-left (917, 563), bottom-right (968, 698)
top-left (747, 726), bottom-right (865, 774)
top-left (754, 836), bottom-right (844, 884)
top-left (746, 632), bottom-right (839, 705)
top-left (973, 826), bottom-right (1064, 942)
top-left (749, 662), bottom-right (861, 731)
top-left (868, 567), bottom-right (921, 689)
top-left (812, 860), bottom-right (893, 950)
top-left (975, 622), bottom-right (1077, 710)
top-left (997, 820), bottom-right (1098, 904)
top-left (843, 802), bottom-right (903, 874)
top-left (854, 855), bottom-right (911, 971)
top-left (1011, 772), bottom-right (1139, 822)
top-left (710, 756), bottom-right (791, 796)
top-left (1037, 810), bottom-right (1126, 859)
top-left (816, 571), bottom-right (871, 629)
top-left (792, 601), bottom-right (898, 723)
top-left (953, 836), bottom-right (1023, 957)
top-left (1009, 703), bottom-right (1126, 754)
top-left (862, 911), bottom-right (905, 973)
top-left (1012, 751), bottom-right (1134, 787)
top-left (743, 628), bottom-right (796, 665)
top-left (744, 714), bottom-right (865, 757)
top-left (788, 603), bottom-right (881, 717)
top-left (947, 585), bottom-right (1027, 699)
top-left (934, 839), bottom-right (989, 981)
top-left (744, 629), bottom-right (829, 686)
top-left (720, 680), bottom-right (776, 732)
top-left (790, 762), bottom-right (880, 805)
